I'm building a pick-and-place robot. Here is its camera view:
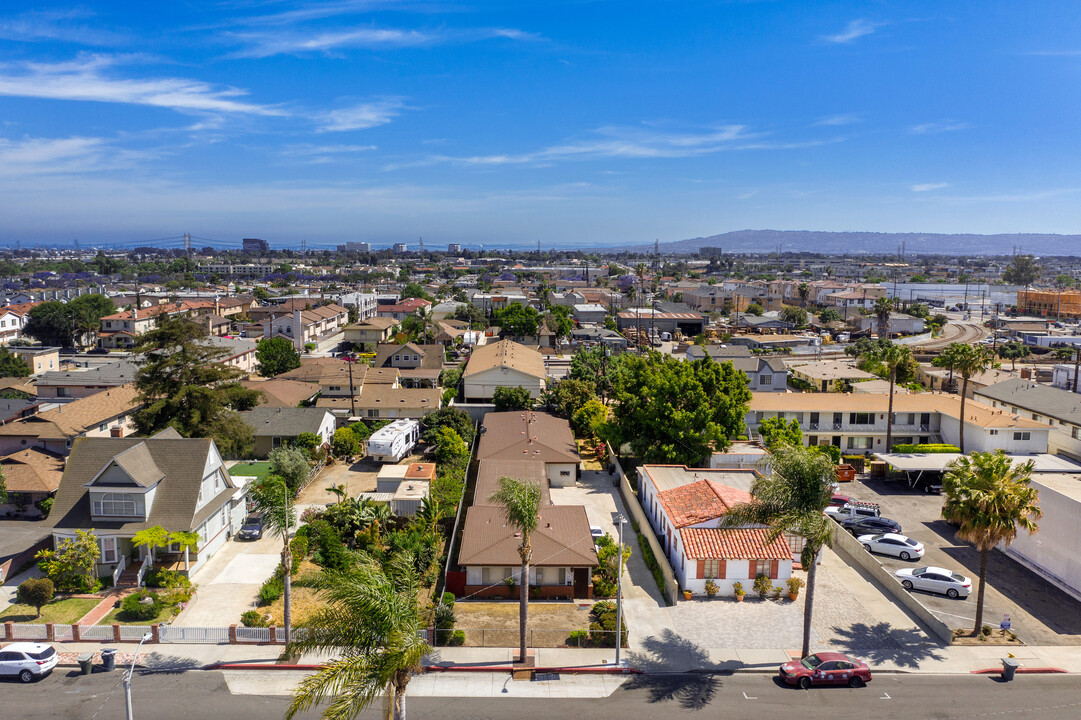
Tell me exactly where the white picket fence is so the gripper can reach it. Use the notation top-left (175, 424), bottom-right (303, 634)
top-left (3, 623), bottom-right (284, 645)
top-left (159, 626), bottom-right (231, 644)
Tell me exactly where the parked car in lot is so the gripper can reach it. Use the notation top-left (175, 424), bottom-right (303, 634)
top-left (778, 652), bottom-right (872, 689)
top-left (895, 566), bottom-right (972, 598)
top-left (858, 533), bottom-right (924, 560)
top-left (0, 643), bottom-right (58, 683)
top-left (590, 526), bottom-right (604, 542)
top-left (839, 516), bottom-right (902, 536)
top-left (237, 514), bottom-right (264, 540)
top-left (824, 502), bottom-right (880, 520)
top-left (827, 494), bottom-right (853, 508)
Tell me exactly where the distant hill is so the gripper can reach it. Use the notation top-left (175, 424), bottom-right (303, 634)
top-left (591, 230), bottom-right (1081, 257)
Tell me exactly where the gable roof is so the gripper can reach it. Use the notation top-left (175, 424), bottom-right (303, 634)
top-left (0, 384), bottom-right (141, 440)
top-left (94, 442), bottom-right (165, 488)
top-left (474, 459), bottom-right (551, 507)
top-left (680, 527), bottom-right (792, 560)
top-left (36, 361), bottom-right (138, 388)
top-left (458, 505), bottom-right (598, 568)
top-left (239, 378), bottom-right (322, 408)
top-left (463, 340), bottom-right (545, 380)
top-left (974, 379), bottom-right (1081, 426)
top-left (476, 411), bottom-right (579, 465)
top-left (657, 479), bottom-right (752, 528)
top-left (238, 407), bottom-right (332, 437)
top-left (0, 447), bottom-right (65, 494)
top-left (373, 342), bottom-right (444, 370)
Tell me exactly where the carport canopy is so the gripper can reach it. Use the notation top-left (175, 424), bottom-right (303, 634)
top-left (874, 452), bottom-right (1081, 474)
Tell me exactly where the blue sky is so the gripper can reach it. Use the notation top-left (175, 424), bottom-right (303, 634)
top-left (1, 1), bottom-right (1080, 249)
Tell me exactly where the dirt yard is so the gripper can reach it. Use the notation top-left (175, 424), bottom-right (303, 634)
top-left (452, 601), bottom-right (594, 647)
top-left (298, 459), bottom-right (381, 505)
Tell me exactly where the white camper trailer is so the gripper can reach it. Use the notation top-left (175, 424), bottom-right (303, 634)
top-left (366, 419), bottom-right (421, 463)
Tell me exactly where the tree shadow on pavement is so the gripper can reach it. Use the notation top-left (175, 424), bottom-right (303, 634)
top-left (828, 622), bottom-right (944, 669)
top-left (620, 628), bottom-right (724, 710)
top-left (137, 652), bottom-right (203, 674)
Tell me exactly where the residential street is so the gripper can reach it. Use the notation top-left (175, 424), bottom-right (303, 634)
top-left (10, 668), bottom-right (1081, 720)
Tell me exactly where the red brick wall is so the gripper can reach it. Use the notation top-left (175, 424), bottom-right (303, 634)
top-left (461, 584), bottom-right (591, 601)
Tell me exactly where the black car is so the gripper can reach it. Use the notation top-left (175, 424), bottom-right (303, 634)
top-left (237, 515), bottom-right (263, 540)
top-left (841, 516), bottom-right (902, 536)
top-left (87, 347), bottom-right (110, 355)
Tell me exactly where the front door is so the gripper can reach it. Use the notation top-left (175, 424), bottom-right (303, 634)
top-left (573, 567), bottom-right (589, 598)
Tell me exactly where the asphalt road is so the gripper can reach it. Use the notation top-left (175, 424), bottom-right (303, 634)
top-left (9, 669), bottom-right (1081, 720)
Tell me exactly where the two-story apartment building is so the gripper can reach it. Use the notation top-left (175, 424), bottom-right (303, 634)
top-left (974, 379), bottom-right (1081, 461)
top-left (35, 361), bottom-right (138, 402)
top-left (0, 384), bottom-right (141, 456)
top-left (343, 317), bottom-right (400, 351)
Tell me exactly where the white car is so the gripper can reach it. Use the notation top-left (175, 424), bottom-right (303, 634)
top-left (858, 533), bottom-right (924, 560)
top-left (895, 566), bottom-right (972, 599)
top-left (590, 526), bottom-right (605, 542)
top-left (0, 642), bottom-right (58, 683)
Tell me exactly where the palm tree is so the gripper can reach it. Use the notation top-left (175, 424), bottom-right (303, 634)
top-left (249, 474), bottom-right (297, 643)
top-left (721, 444), bottom-right (836, 657)
top-left (489, 476), bottom-right (542, 663)
top-left (286, 553), bottom-right (431, 720)
top-left (942, 451), bottom-right (1041, 633)
top-left (873, 296), bottom-right (894, 338)
top-left (933, 342), bottom-right (991, 452)
top-left (864, 343), bottom-right (913, 451)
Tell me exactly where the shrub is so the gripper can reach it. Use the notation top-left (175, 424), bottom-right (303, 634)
top-left (17, 578), bottom-right (54, 617)
top-left (450, 630), bottom-right (465, 646)
top-left (258, 575), bottom-right (284, 604)
top-left (704, 579), bottom-right (719, 597)
top-left (299, 507), bottom-right (324, 524)
top-left (35, 497), bottom-right (53, 518)
top-left (145, 569), bottom-right (192, 589)
top-left (786, 577), bottom-right (805, 595)
top-left (308, 519), bottom-right (348, 571)
top-left (241, 610), bottom-right (269, 628)
top-left (121, 591), bottom-right (161, 621)
top-left (753, 574), bottom-right (773, 599)
top-left (592, 600), bottom-right (616, 616)
top-left (733, 581), bottom-right (745, 596)
top-left (592, 575), bottom-right (616, 598)
top-left (434, 603), bottom-right (457, 646)
top-left (890, 443), bottom-right (961, 454)
top-left (635, 533), bottom-right (667, 599)
top-left (568, 629), bottom-right (589, 646)
top-left (441, 591), bottom-right (456, 607)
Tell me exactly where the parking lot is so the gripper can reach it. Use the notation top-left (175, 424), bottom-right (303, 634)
top-left (839, 474), bottom-right (1081, 645)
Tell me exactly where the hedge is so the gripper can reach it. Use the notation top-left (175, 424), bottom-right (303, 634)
top-left (891, 443), bottom-right (961, 454)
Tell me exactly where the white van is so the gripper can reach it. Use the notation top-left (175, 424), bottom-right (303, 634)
top-left (366, 419), bottom-right (421, 463)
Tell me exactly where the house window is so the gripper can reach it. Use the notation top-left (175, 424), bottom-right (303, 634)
top-left (273, 437), bottom-right (283, 448)
top-left (560, 470), bottom-right (570, 477)
top-left (1013, 431), bottom-right (1031, 441)
top-left (703, 559), bottom-right (721, 579)
top-left (753, 559), bottom-right (771, 577)
top-left (1073, 427), bottom-right (1080, 440)
top-left (93, 493), bottom-right (138, 517)
top-left (989, 429), bottom-right (999, 436)
top-left (98, 537), bottom-right (117, 564)
top-left (847, 436), bottom-right (873, 450)
top-left (367, 409), bottom-right (379, 418)
top-left (759, 375), bottom-right (772, 386)
top-left (849, 413), bottom-right (873, 425)
top-left (57, 387), bottom-right (68, 398)
top-left (99, 423), bottom-right (108, 432)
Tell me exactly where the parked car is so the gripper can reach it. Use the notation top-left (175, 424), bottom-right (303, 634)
top-left (778, 652), bottom-right (872, 689)
top-left (87, 347), bottom-right (110, 355)
top-left (895, 566), bottom-right (971, 598)
top-left (0, 642), bottom-right (58, 683)
top-left (825, 502), bottom-right (881, 520)
top-left (590, 526), bottom-right (604, 541)
top-left (857, 533), bottom-right (924, 560)
top-left (840, 516), bottom-right (902, 536)
top-left (237, 515), bottom-right (264, 541)
top-left (827, 494), bottom-right (854, 508)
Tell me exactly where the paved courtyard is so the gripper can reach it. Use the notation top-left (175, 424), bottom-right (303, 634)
top-left (172, 533), bottom-right (281, 627)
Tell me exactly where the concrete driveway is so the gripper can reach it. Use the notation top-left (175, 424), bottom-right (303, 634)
top-left (172, 533), bottom-right (282, 627)
top-left (846, 474), bottom-right (1081, 645)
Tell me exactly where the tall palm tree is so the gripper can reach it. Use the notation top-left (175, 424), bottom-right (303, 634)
top-left (934, 343), bottom-right (991, 452)
top-left (864, 343), bottom-right (913, 451)
top-left (286, 553), bottom-right (431, 720)
top-left (721, 444), bottom-right (836, 657)
top-left (942, 451), bottom-right (1041, 633)
top-left (249, 474), bottom-right (297, 643)
top-left (489, 476), bottom-right (542, 663)
top-left (873, 296), bottom-right (894, 338)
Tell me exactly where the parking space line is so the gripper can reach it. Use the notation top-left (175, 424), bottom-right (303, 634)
top-left (930, 609), bottom-right (976, 622)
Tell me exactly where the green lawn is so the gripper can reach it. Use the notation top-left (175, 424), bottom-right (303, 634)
top-left (0, 597), bottom-right (101, 624)
top-left (98, 603), bottom-right (178, 626)
top-left (229, 461), bottom-right (273, 482)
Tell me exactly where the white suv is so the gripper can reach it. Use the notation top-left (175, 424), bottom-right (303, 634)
top-left (0, 642), bottom-right (59, 683)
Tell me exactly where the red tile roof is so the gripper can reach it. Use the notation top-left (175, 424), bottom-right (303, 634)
top-left (657, 479), bottom-right (751, 528)
top-left (680, 527), bottom-right (792, 561)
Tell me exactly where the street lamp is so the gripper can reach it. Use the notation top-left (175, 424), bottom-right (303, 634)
top-left (124, 632), bottom-right (153, 720)
top-left (614, 513), bottom-right (626, 667)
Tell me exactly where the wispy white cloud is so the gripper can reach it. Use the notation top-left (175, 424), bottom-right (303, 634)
top-left (911, 182), bottom-right (949, 192)
top-left (228, 25), bottom-right (538, 58)
top-left (317, 98), bottom-right (406, 132)
top-left (0, 135), bottom-right (150, 176)
top-left (280, 143), bottom-right (377, 163)
top-left (814, 113), bottom-right (861, 126)
top-left (0, 55), bottom-right (284, 116)
top-left (910, 120), bottom-right (973, 134)
top-left (0, 8), bottom-right (128, 46)
top-left (822, 19), bottom-right (883, 44)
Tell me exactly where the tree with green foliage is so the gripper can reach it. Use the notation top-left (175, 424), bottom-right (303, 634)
top-left (757, 417), bottom-right (802, 449)
top-left (817, 308), bottom-right (842, 324)
top-left (331, 427), bottom-right (360, 457)
top-left (400, 282), bottom-right (432, 301)
top-left (489, 476), bottom-right (543, 663)
top-left (997, 340), bottom-right (1030, 370)
top-left (493, 385), bottom-right (533, 412)
top-left (542, 378), bottom-right (597, 420)
top-left (0, 348), bottom-right (32, 378)
top-left (294, 432), bottom-right (321, 456)
top-left (270, 445), bottom-right (312, 493)
top-left (942, 452), bottom-right (1041, 633)
top-left (24, 294), bottom-right (117, 347)
top-left (745, 303), bottom-right (764, 316)
top-left (780, 305), bottom-right (808, 329)
top-left (933, 343), bottom-right (991, 452)
top-left (873, 296), bottom-right (894, 337)
top-left (544, 305), bottom-right (574, 343)
top-left (17, 578), bottom-right (55, 618)
top-left (433, 427), bottom-right (469, 465)
top-left (36, 529), bottom-right (101, 593)
top-left (571, 398), bottom-right (608, 437)
top-left (133, 316), bottom-right (260, 454)
top-left (284, 553), bottom-right (432, 720)
top-left (721, 444), bottom-right (836, 658)
top-left (568, 346), bottom-right (614, 399)
top-left (249, 475), bottom-right (297, 642)
top-left (608, 352), bottom-right (751, 465)
top-left (421, 407), bottom-right (474, 445)
top-left (495, 302), bottom-right (540, 338)
top-left (798, 282), bottom-right (810, 306)
top-left (453, 302), bottom-right (487, 328)
top-left (132, 525), bottom-right (171, 563)
top-left (256, 337), bottom-right (301, 377)
top-left (861, 343), bottom-right (913, 450)
top-left (1002, 254), bottom-right (1041, 287)
top-left (905, 303), bottom-right (930, 319)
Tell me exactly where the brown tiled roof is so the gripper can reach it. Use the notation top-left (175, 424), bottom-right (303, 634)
top-left (476, 411), bottom-right (579, 465)
top-left (373, 342), bottom-right (444, 371)
top-left (463, 340), bottom-right (545, 379)
top-left (348, 317), bottom-right (399, 331)
top-left (474, 459), bottom-right (551, 507)
top-left (0, 384), bottom-right (140, 440)
top-left (458, 505), bottom-right (598, 568)
top-left (680, 527), bottom-right (791, 561)
top-left (657, 479), bottom-right (752, 529)
top-left (279, 358), bottom-right (399, 388)
top-left (0, 448), bottom-right (64, 493)
top-left (315, 385), bottom-right (440, 413)
top-left (239, 378), bottom-right (321, 408)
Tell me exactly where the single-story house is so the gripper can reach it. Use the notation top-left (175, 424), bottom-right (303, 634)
top-left (462, 339), bottom-right (546, 402)
top-left (237, 407), bottom-right (336, 457)
top-left (238, 378), bottom-right (322, 408)
top-left (0, 447), bottom-right (65, 519)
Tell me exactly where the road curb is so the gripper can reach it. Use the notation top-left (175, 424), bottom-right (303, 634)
top-left (207, 662), bottom-right (642, 675)
top-left (970, 667), bottom-right (1068, 675)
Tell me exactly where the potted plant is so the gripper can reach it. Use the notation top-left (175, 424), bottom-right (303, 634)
top-left (773, 585), bottom-right (785, 600)
top-left (786, 577), bottom-right (805, 601)
top-left (704, 579), bottom-right (719, 598)
top-left (682, 589), bottom-right (693, 601)
top-left (733, 582), bottom-right (745, 602)
top-left (753, 573), bottom-right (773, 599)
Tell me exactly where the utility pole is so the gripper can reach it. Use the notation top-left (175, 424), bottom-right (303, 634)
top-left (124, 632), bottom-right (153, 720)
top-left (345, 354), bottom-right (358, 417)
top-left (1074, 346), bottom-right (1080, 394)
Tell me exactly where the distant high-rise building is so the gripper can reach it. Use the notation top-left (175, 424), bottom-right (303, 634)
top-left (243, 238), bottom-right (270, 253)
top-left (336, 242), bottom-right (371, 253)
top-left (393, 243), bottom-right (408, 253)
top-left (447, 243), bottom-right (462, 253)
top-left (699, 246), bottom-right (724, 257)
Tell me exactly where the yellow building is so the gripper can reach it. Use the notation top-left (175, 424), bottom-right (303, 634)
top-left (1017, 289), bottom-right (1081, 319)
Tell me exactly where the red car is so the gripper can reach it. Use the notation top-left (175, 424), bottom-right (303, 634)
top-left (778, 652), bottom-right (872, 689)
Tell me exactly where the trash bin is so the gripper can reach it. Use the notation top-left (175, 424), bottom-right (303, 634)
top-left (78, 653), bottom-right (94, 675)
top-left (1002, 658), bottom-right (1019, 681)
top-left (100, 648), bottom-right (117, 672)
